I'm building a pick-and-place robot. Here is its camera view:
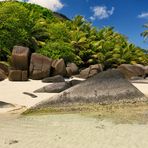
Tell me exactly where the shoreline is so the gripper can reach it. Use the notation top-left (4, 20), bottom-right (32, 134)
top-left (0, 79), bottom-right (148, 114)
top-left (0, 79), bottom-right (148, 148)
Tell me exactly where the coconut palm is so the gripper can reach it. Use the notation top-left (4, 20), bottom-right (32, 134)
top-left (141, 24), bottom-right (148, 40)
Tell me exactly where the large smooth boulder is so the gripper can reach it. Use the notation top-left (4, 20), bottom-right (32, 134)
top-left (8, 70), bottom-right (28, 81)
top-left (78, 64), bottom-right (103, 79)
top-left (29, 53), bottom-right (52, 80)
top-left (11, 46), bottom-right (30, 70)
top-left (118, 64), bottom-right (145, 79)
top-left (29, 69), bottom-right (148, 111)
top-left (34, 82), bottom-right (71, 93)
top-left (0, 69), bottom-right (7, 81)
top-left (66, 63), bottom-right (79, 77)
top-left (51, 59), bottom-right (66, 76)
top-left (42, 75), bottom-right (65, 83)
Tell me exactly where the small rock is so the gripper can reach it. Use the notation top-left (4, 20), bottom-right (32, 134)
top-left (78, 64), bottom-right (103, 79)
top-left (66, 63), bottom-right (79, 77)
top-left (34, 82), bottom-right (71, 93)
top-left (0, 62), bottom-right (9, 76)
top-left (8, 70), bottom-right (28, 81)
top-left (8, 70), bottom-right (22, 81)
top-left (0, 69), bottom-right (7, 81)
top-left (8, 140), bottom-right (19, 145)
top-left (0, 101), bottom-right (15, 108)
top-left (51, 59), bottom-right (66, 76)
top-left (23, 92), bottom-right (37, 98)
top-left (42, 75), bottom-right (65, 83)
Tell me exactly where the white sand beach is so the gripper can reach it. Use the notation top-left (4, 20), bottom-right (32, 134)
top-left (0, 79), bottom-right (57, 113)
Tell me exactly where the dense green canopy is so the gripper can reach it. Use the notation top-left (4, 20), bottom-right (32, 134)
top-left (0, 1), bottom-right (147, 68)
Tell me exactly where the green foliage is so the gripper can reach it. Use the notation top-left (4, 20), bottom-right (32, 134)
top-left (0, 1), bottom-right (147, 68)
top-left (0, 2), bottom-right (30, 50)
top-left (48, 22), bottom-right (70, 42)
top-left (141, 24), bottom-right (148, 41)
top-left (37, 41), bottom-right (80, 64)
top-left (0, 1), bottom-right (55, 59)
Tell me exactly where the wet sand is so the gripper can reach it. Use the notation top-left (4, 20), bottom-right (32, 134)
top-left (0, 114), bottom-right (148, 148)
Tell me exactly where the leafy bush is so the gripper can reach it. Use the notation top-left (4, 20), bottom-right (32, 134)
top-left (37, 41), bottom-right (81, 64)
top-left (0, 1), bottom-right (55, 59)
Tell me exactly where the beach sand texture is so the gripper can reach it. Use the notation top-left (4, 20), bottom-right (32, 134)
top-left (0, 79), bottom-right (57, 113)
top-left (0, 114), bottom-right (148, 148)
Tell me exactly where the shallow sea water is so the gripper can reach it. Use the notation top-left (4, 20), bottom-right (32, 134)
top-left (0, 113), bottom-right (148, 148)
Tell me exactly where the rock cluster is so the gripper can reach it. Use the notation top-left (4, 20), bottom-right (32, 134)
top-left (6, 46), bottom-right (79, 81)
top-left (0, 45), bottom-right (147, 82)
top-left (1, 46), bottom-right (104, 81)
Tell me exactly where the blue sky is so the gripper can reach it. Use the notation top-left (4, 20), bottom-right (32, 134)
top-left (1, 0), bottom-right (148, 49)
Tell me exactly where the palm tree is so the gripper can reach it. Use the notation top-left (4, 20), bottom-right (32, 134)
top-left (141, 24), bottom-right (148, 40)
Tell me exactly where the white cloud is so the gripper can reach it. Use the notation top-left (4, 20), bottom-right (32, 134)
top-left (90, 6), bottom-right (114, 20)
top-left (28, 0), bottom-right (64, 11)
top-left (138, 12), bottom-right (148, 19)
top-left (0, 0), bottom-right (64, 11)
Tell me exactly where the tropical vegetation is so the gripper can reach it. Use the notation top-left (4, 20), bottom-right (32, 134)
top-left (0, 1), bottom-right (148, 69)
top-left (141, 24), bottom-right (148, 40)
